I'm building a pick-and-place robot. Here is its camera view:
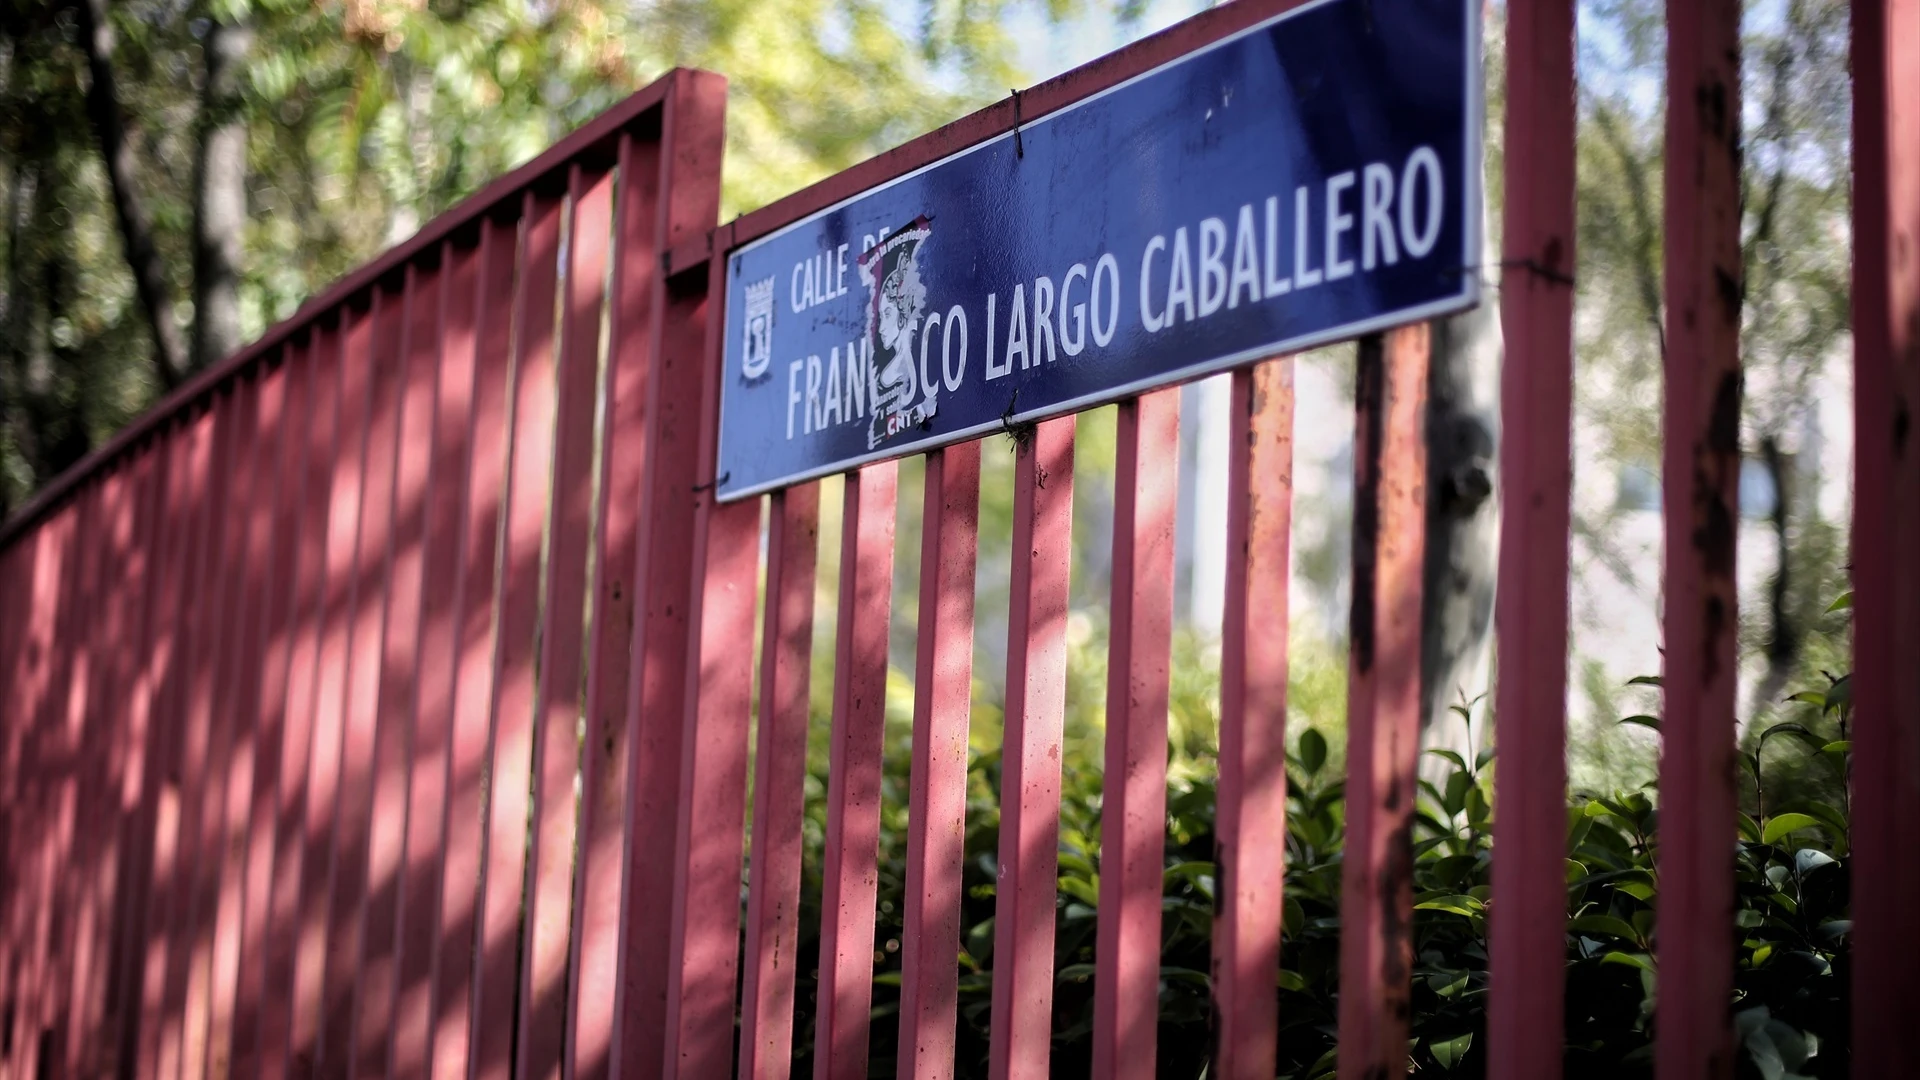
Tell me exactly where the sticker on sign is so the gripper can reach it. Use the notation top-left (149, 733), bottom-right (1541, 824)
top-left (716, 0), bottom-right (1481, 501)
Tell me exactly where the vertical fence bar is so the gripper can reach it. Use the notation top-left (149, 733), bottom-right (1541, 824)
top-left (1657, 2), bottom-right (1744, 1075)
top-left (392, 240), bottom-right (478, 1080)
top-left (1489, 0), bottom-right (1578, 1074)
top-left (0, 531), bottom-right (25, 1079)
top-left (8, 509), bottom-right (63, 1079)
top-left (40, 485), bottom-right (97, 1077)
top-left (569, 128), bottom-right (663, 1080)
top-left (988, 415), bottom-right (1076, 1080)
top-left (520, 163), bottom-right (614, 1080)
top-left (59, 471), bottom-right (111, 1076)
top-left (129, 420), bottom-right (199, 1080)
top-left (322, 288), bottom-right (406, 1076)
top-left (264, 328), bottom-right (341, 1080)
top-left (613, 70), bottom-right (727, 1080)
top-left (208, 362), bottom-right (292, 1080)
top-left (236, 349), bottom-right (313, 1080)
top-left (292, 309), bottom-right (374, 1078)
top-left (895, 443), bottom-right (980, 1080)
top-left (101, 446), bottom-right (164, 1078)
top-left (1337, 326), bottom-right (1429, 1080)
top-left (433, 218), bottom-right (517, 1080)
top-left (815, 463), bottom-right (900, 1080)
top-left (159, 400), bottom-right (239, 1080)
top-left (1093, 389), bottom-right (1180, 1080)
top-left (658, 239), bottom-right (760, 1080)
top-left (356, 264), bottom-right (445, 1080)
top-left (738, 483), bottom-right (821, 1080)
top-left (474, 190), bottom-right (565, 1080)
top-left (52, 472), bottom-right (99, 1076)
top-left (1850, 0), bottom-right (1920, 1071)
top-left (17, 501), bottom-right (77, 1080)
top-left (1211, 358), bottom-right (1294, 1080)
top-left (182, 380), bottom-right (258, 1080)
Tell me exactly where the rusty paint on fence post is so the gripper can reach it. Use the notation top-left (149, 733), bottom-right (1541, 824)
top-left (815, 462), bottom-right (899, 1080)
top-left (1657, 2), bottom-right (1743, 1076)
top-left (569, 128), bottom-right (664, 1080)
top-left (1490, 0), bottom-right (1578, 1075)
top-left (989, 415), bottom-right (1076, 1080)
top-left (519, 164), bottom-right (614, 1080)
top-left (1849, 0), bottom-right (1920, 1070)
top-left (1212, 357), bottom-right (1293, 1080)
top-left (474, 190), bottom-right (565, 1080)
top-left (1093, 389), bottom-right (1179, 1080)
top-left (1337, 326), bottom-right (1428, 1080)
top-left (896, 443), bottom-right (980, 1080)
top-left (433, 218), bottom-right (518, 1080)
top-left (738, 483), bottom-right (821, 1080)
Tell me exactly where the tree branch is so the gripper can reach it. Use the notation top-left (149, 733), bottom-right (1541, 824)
top-left (74, 0), bottom-right (190, 388)
top-left (191, 11), bottom-right (251, 370)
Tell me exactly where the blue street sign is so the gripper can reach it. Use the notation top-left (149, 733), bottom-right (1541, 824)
top-left (716, 0), bottom-right (1480, 501)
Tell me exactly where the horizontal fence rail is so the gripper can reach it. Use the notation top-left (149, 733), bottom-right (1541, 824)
top-left (2, 2), bottom-right (1916, 1079)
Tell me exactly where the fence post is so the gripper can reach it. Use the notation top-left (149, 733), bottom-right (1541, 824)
top-left (988, 415), bottom-right (1076, 1080)
top-left (659, 228), bottom-right (761, 1080)
top-left (1337, 326), bottom-right (1430, 1080)
top-left (1657, 2), bottom-right (1744, 1076)
top-left (1849, 0), bottom-right (1920, 1071)
top-left (1212, 357), bottom-right (1294, 1080)
top-left (1093, 389), bottom-right (1180, 1080)
top-left (1489, 0), bottom-right (1577, 1075)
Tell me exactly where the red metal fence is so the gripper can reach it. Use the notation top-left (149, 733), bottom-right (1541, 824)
top-left (0, 1), bottom-right (1914, 1078)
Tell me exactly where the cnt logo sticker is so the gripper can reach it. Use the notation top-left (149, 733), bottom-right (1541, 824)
top-left (859, 216), bottom-right (935, 450)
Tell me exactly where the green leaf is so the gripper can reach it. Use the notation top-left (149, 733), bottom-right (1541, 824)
top-left (1619, 714), bottom-right (1662, 732)
top-left (1414, 894), bottom-right (1484, 917)
top-left (1762, 813), bottom-right (1823, 845)
top-left (1424, 748), bottom-right (1470, 774)
top-left (1567, 915), bottom-right (1641, 942)
top-left (1277, 968), bottom-right (1308, 992)
top-left (1298, 727), bottom-right (1329, 776)
top-left (1055, 963), bottom-right (1096, 983)
top-left (1826, 590), bottom-right (1853, 612)
top-left (1600, 951), bottom-right (1655, 971)
top-left (1429, 1032), bottom-right (1473, 1068)
top-left (1784, 690), bottom-right (1826, 707)
top-left (1443, 770), bottom-right (1473, 817)
top-left (1821, 740), bottom-right (1851, 755)
top-left (1626, 674), bottom-right (1663, 687)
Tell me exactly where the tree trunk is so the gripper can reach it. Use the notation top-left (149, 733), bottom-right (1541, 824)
top-left (1419, 186), bottom-right (1503, 779)
top-left (75, 0), bottom-right (190, 388)
top-left (191, 11), bottom-right (252, 371)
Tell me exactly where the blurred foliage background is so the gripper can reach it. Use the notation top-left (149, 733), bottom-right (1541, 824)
top-left (0, 0), bottom-right (1867, 1072)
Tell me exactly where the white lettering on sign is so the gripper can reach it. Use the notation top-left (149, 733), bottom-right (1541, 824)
top-left (772, 145), bottom-right (1450, 442)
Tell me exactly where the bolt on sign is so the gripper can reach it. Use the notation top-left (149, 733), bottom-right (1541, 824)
top-left (717, 0), bottom-right (1482, 500)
